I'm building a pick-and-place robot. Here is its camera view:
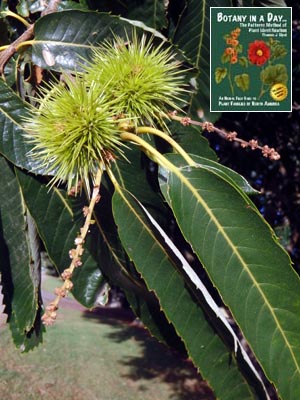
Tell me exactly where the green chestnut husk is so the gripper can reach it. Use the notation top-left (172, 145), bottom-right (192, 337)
top-left (83, 31), bottom-right (186, 127)
top-left (23, 32), bottom-right (186, 191)
top-left (23, 75), bottom-right (125, 190)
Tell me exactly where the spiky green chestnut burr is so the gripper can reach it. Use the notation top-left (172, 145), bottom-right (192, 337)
top-left (23, 75), bottom-right (125, 190)
top-left (83, 32), bottom-right (186, 127)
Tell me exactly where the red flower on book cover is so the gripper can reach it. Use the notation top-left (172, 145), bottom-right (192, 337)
top-left (248, 40), bottom-right (271, 66)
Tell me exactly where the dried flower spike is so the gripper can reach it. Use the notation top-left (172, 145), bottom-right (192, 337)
top-left (74, 236), bottom-right (84, 245)
top-left (73, 258), bottom-right (83, 267)
top-left (46, 302), bottom-right (58, 312)
top-left (42, 310), bottom-right (57, 326)
top-left (41, 172), bottom-right (102, 326)
top-left (226, 131), bottom-right (238, 141)
top-left (64, 279), bottom-right (74, 291)
top-left (249, 139), bottom-right (259, 150)
top-left (61, 268), bottom-right (72, 280)
top-left (82, 206), bottom-right (90, 217)
top-left (180, 117), bottom-right (191, 126)
top-left (54, 287), bottom-right (67, 297)
top-left (168, 113), bottom-right (280, 161)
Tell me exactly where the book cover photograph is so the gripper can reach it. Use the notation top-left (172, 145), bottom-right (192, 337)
top-left (210, 7), bottom-right (292, 112)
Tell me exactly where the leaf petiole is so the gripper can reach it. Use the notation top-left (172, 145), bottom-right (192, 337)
top-left (120, 131), bottom-right (193, 181)
top-left (135, 126), bottom-right (196, 167)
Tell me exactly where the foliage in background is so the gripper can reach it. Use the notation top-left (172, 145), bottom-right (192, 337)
top-left (0, 1), bottom-right (299, 400)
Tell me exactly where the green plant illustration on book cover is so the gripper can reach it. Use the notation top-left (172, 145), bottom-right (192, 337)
top-left (210, 7), bottom-right (292, 112)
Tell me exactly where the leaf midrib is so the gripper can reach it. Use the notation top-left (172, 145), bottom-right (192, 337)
top-left (170, 166), bottom-right (300, 377)
top-left (53, 187), bottom-right (73, 216)
top-left (0, 101), bottom-right (26, 128)
top-left (32, 40), bottom-right (92, 48)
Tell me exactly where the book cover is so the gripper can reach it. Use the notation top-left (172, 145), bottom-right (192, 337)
top-left (210, 7), bottom-right (292, 112)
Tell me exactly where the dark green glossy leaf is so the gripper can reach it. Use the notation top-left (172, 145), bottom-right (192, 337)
top-left (113, 144), bottom-right (166, 217)
top-left (167, 122), bottom-right (217, 161)
top-left (239, 0), bottom-right (254, 5)
top-left (90, 179), bottom-right (183, 348)
top-left (160, 162), bottom-right (300, 400)
top-left (32, 10), bottom-right (165, 72)
top-left (17, 0), bottom-right (89, 16)
top-left (0, 156), bottom-right (43, 350)
top-left (189, 76), bottom-right (222, 121)
top-left (162, 153), bottom-right (259, 195)
top-left (125, 290), bottom-right (186, 351)
top-left (124, 0), bottom-right (167, 31)
top-left (16, 0), bottom-right (30, 17)
top-left (172, 0), bottom-right (232, 119)
top-left (69, 0), bottom-right (166, 29)
top-left (58, 0), bottom-right (90, 11)
top-left (112, 186), bottom-right (258, 400)
top-left (0, 79), bottom-right (43, 172)
top-left (15, 169), bottom-right (106, 308)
